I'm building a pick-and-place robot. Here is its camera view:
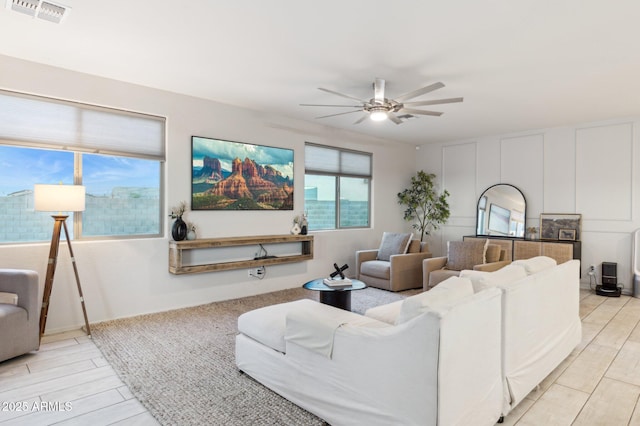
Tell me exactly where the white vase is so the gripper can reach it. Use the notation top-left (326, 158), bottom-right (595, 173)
top-left (186, 230), bottom-right (196, 240)
top-left (291, 223), bottom-right (301, 235)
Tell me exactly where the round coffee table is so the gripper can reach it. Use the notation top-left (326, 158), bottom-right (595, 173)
top-left (302, 278), bottom-right (367, 311)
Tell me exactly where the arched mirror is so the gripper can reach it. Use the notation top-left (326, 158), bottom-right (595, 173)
top-left (476, 184), bottom-right (526, 238)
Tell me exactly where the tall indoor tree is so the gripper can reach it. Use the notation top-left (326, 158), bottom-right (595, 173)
top-left (397, 171), bottom-right (450, 242)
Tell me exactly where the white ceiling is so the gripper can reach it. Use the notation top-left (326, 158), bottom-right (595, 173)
top-left (2, 1), bottom-right (640, 145)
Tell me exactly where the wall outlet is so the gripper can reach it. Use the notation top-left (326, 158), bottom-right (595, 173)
top-left (588, 265), bottom-right (596, 276)
top-left (248, 267), bottom-right (265, 278)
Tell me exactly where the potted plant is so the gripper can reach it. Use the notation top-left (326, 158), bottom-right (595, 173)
top-left (397, 171), bottom-right (450, 242)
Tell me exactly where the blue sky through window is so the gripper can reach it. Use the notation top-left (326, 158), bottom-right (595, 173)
top-left (0, 146), bottom-right (159, 196)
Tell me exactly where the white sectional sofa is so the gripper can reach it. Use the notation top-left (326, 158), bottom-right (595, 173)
top-left (466, 257), bottom-right (582, 416)
top-left (235, 256), bottom-right (581, 425)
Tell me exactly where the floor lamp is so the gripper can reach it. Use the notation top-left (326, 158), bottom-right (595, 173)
top-left (34, 184), bottom-right (91, 341)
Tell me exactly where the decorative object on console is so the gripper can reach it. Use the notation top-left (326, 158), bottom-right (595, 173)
top-left (526, 226), bottom-right (538, 240)
top-left (186, 222), bottom-right (197, 240)
top-left (290, 221), bottom-right (301, 235)
top-left (540, 213), bottom-right (581, 241)
top-left (191, 136), bottom-right (294, 210)
top-left (300, 212), bottom-right (308, 235)
top-left (169, 201), bottom-right (188, 241)
top-left (558, 228), bottom-right (576, 241)
top-left (397, 171), bottom-right (450, 242)
top-left (34, 183), bottom-right (91, 340)
top-left (476, 184), bottom-right (526, 238)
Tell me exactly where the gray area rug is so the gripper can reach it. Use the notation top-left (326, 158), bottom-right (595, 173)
top-left (91, 286), bottom-right (416, 425)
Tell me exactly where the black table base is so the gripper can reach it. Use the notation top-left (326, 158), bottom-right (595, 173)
top-left (319, 290), bottom-right (351, 311)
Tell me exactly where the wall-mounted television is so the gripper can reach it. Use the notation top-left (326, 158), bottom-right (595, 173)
top-left (191, 136), bottom-right (294, 210)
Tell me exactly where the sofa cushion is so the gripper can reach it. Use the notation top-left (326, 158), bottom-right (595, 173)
top-left (484, 244), bottom-right (501, 263)
top-left (360, 260), bottom-right (391, 280)
top-left (364, 300), bottom-right (403, 324)
top-left (396, 276), bottom-right (474, 324)
top-left (376, 232), bottom-right (412, 261)
top-left (446, 240), bottom-right (486, 271)
top-left (238, 299), bottom-right (317, 353)
top-left (460, 264), bottom-right (527, 292)
top-left (285, 302), bottom-right (384, 358)
top-left (512, 256), bottom-right (557, 275)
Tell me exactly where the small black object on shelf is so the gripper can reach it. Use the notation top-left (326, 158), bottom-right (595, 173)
top-left (330, 263), bottom-right (349, 280)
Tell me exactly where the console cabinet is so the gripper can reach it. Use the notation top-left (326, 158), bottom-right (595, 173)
top-left (169, 234), bottom-right (313, 274)
top-left (463, 236), bottom-right (581, 266)
top-left (513, 240), bottom-right (581, 265)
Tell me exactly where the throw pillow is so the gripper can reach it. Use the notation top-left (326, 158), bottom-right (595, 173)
top-left (395, 276), bottom-right (474, 324)
top-left (485, 244), bottom-right (501, 263)
top-left (0, 292), bottom-right (18, 305)
top-left (460, 264), bottom-right (527, 292)
top-left (376, 232), bottom-right (412, 261)
top-left (406, 239), bottom-right (422, 253)
top-left (445, 240), bottom-right (486, 270)
top-left (512, 256), bottom-right (557, 275)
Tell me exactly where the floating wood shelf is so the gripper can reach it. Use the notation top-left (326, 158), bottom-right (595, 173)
top-left (169, 234), bottom-right (314, 274)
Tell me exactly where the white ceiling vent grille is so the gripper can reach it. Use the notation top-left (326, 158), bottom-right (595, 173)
top-left (5, 0), bottom-right (70, 24)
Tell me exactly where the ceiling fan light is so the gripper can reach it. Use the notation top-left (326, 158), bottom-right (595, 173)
top-left (370, 110), bottom-right (388, 121)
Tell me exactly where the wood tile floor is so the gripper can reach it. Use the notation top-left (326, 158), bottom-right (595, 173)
top-left (502, 290), bottom-right (640, 426)
top-left (1, 289), bottom-right (640, 425)
top-left (0, 330), bottom-right (158, 425)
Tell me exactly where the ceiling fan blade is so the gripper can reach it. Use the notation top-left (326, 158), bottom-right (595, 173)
top-left (353, 114), bottom-right (369, 124)
top-left (374, 78), bottom-right (385, 104)
top-left (318, 87), bottom-right (366, 103)
top-left (387, 113), bottom-right (403, 125)
top-left (400, 108), bottom-right (443, 117)
top-left (300, 103), bottom-right (363, 107)
top-left (403, 97), bottom-right (464, 107)
top-left (315, 109), bottom-right (363, 119)
top-left (394, 82), bottom-right (445, 102)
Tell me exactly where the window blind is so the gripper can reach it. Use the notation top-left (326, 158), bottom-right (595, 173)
top-left (305, 143), bottom-right (371, 177)
top-left (0, 90), bottom-right (165, 160)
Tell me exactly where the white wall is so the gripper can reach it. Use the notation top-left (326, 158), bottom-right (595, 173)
top-left (0, 55), bottom-right (417, 332)
top-left (417, 119), bottom-right (640, 293)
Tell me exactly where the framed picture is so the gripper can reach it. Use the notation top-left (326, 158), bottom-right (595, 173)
top-left (191, 136), bottom-right (294, 210)
top-left (558, 229), bottom-right (576, 241)
top-left (540, 213), bottom-right (581, 240)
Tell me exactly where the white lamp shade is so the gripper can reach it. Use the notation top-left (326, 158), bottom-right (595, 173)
top-left (34, 184), bottom-right (86, 212)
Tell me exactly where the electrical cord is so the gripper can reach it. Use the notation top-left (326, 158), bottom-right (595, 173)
top-left (588, 267), bottom-right (597, 290)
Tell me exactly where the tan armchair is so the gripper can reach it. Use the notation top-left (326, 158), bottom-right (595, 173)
top-left (0, 269), bottom-right (40, 362)
top-left (423, 240), bottom-right (510, 290)
top-left (356, 232), bottom-right (432, 292)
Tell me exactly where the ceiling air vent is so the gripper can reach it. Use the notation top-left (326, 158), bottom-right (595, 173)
top-left (5, 0), bottom-right (70, 24)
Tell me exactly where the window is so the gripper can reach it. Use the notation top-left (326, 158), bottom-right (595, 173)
top-left (0, 90), bottom-right (165, 243)
top-left (304, 143), bottom-right (371, 230)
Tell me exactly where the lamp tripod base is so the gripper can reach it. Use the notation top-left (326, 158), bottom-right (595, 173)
top-left (39, 215), bottom-right (91, 342)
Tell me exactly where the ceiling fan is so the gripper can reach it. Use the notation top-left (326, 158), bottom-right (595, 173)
top-left (300, 78), bottom-right (463, 125)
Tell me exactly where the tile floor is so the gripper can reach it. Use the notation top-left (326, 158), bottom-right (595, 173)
top-left (0, 330), bottom-right (157, 425)
top-left (1, 289), bottom-right (639, 425)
